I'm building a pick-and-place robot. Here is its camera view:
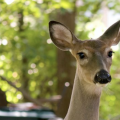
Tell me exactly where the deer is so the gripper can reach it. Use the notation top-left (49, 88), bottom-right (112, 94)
top-left (49, 20), bottom-right (120, 120)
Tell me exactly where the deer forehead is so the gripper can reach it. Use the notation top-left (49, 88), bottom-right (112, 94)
top-left (77, 47), bottom-right (111, 55)
top-left (73, 40), bottom-right (110, 54)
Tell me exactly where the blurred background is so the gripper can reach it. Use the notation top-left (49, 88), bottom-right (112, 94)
top-left (0, 0), bottom-right (120, 120)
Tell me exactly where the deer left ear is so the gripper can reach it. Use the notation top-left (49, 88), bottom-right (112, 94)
top-left (98, 20), bottom-right (120, 46)
top-left (49, 21), bottom-right (78, 51)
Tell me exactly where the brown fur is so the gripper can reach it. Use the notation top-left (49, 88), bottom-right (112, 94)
top-left (49, 20), bottom-right (120, 120)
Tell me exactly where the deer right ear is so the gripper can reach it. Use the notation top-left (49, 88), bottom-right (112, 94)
top-left (49, 21), bottom-right (77, 51)
top-left (98, 20), bottom-right (120, 46)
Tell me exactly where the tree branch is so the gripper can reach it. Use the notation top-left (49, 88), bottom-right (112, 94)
top-left (0, 76), bottom-right (42, 106)
top-left (0, 76), bottom-right (61, 106)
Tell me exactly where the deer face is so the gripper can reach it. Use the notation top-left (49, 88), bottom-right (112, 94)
top-left (72, 40), bottom-right (112, 85)
top-left (49, 20), bottom-right (120, 86)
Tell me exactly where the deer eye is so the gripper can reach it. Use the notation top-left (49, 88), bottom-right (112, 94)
top-left (77, 52), bottom-right (85, 59)
top-left (108, 51), bottom-right (114, 57)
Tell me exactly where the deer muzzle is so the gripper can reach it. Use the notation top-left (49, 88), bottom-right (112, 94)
top-left (94, 69), bottom-right (111, 84)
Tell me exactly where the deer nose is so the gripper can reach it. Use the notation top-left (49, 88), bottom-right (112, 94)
top-left (94, 69), bottom-right (111, 84)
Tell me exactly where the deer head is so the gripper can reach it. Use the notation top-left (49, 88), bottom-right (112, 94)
top-left (49, 20), bottom-right (120, 87)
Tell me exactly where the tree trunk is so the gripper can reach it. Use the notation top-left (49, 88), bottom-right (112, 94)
top-left (0, 89), bottom-right (8, 107)
top-left (18, 11), bottom-right (29, 100)
top-left (56, 10), bottom-right (76, 118)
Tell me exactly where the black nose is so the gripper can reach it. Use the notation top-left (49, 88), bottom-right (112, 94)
top-left (94, 69), bottom-right (111, 84)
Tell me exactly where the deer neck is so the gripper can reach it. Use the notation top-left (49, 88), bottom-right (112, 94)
top-left (64, 67), bottom-right (102, 120)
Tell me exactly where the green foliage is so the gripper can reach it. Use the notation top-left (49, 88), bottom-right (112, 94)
top-left (0, 0), bottom-right (57, 103)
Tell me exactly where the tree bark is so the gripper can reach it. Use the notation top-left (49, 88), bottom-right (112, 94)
top-left (18, 11), bottom-right (29, 99)
top-left (0, 88), bottom-right (8, 107)
top-left (55, 9), bottom-right (76, 118)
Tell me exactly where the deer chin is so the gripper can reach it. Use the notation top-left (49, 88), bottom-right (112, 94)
top-left (96, 83), bottom-right (108, 87)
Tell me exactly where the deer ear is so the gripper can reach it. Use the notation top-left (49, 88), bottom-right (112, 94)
top-left (49, 21), bottom-right (77, 51)
top-left (98, 20), bottom-right (120, 46)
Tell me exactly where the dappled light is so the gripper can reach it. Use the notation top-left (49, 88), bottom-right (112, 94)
top-left (64, 82), bottom-right (70, 87)
top-left (47, 39), bottom-right (52, 44)
top-left (12, 72), bottom-right (18, 78)
top-left (0, 39), bottom-right (8, 46)
top-left (48, 81), bottom-right (53, 86)
top-left (4, 0), bottom-right (14, 4)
